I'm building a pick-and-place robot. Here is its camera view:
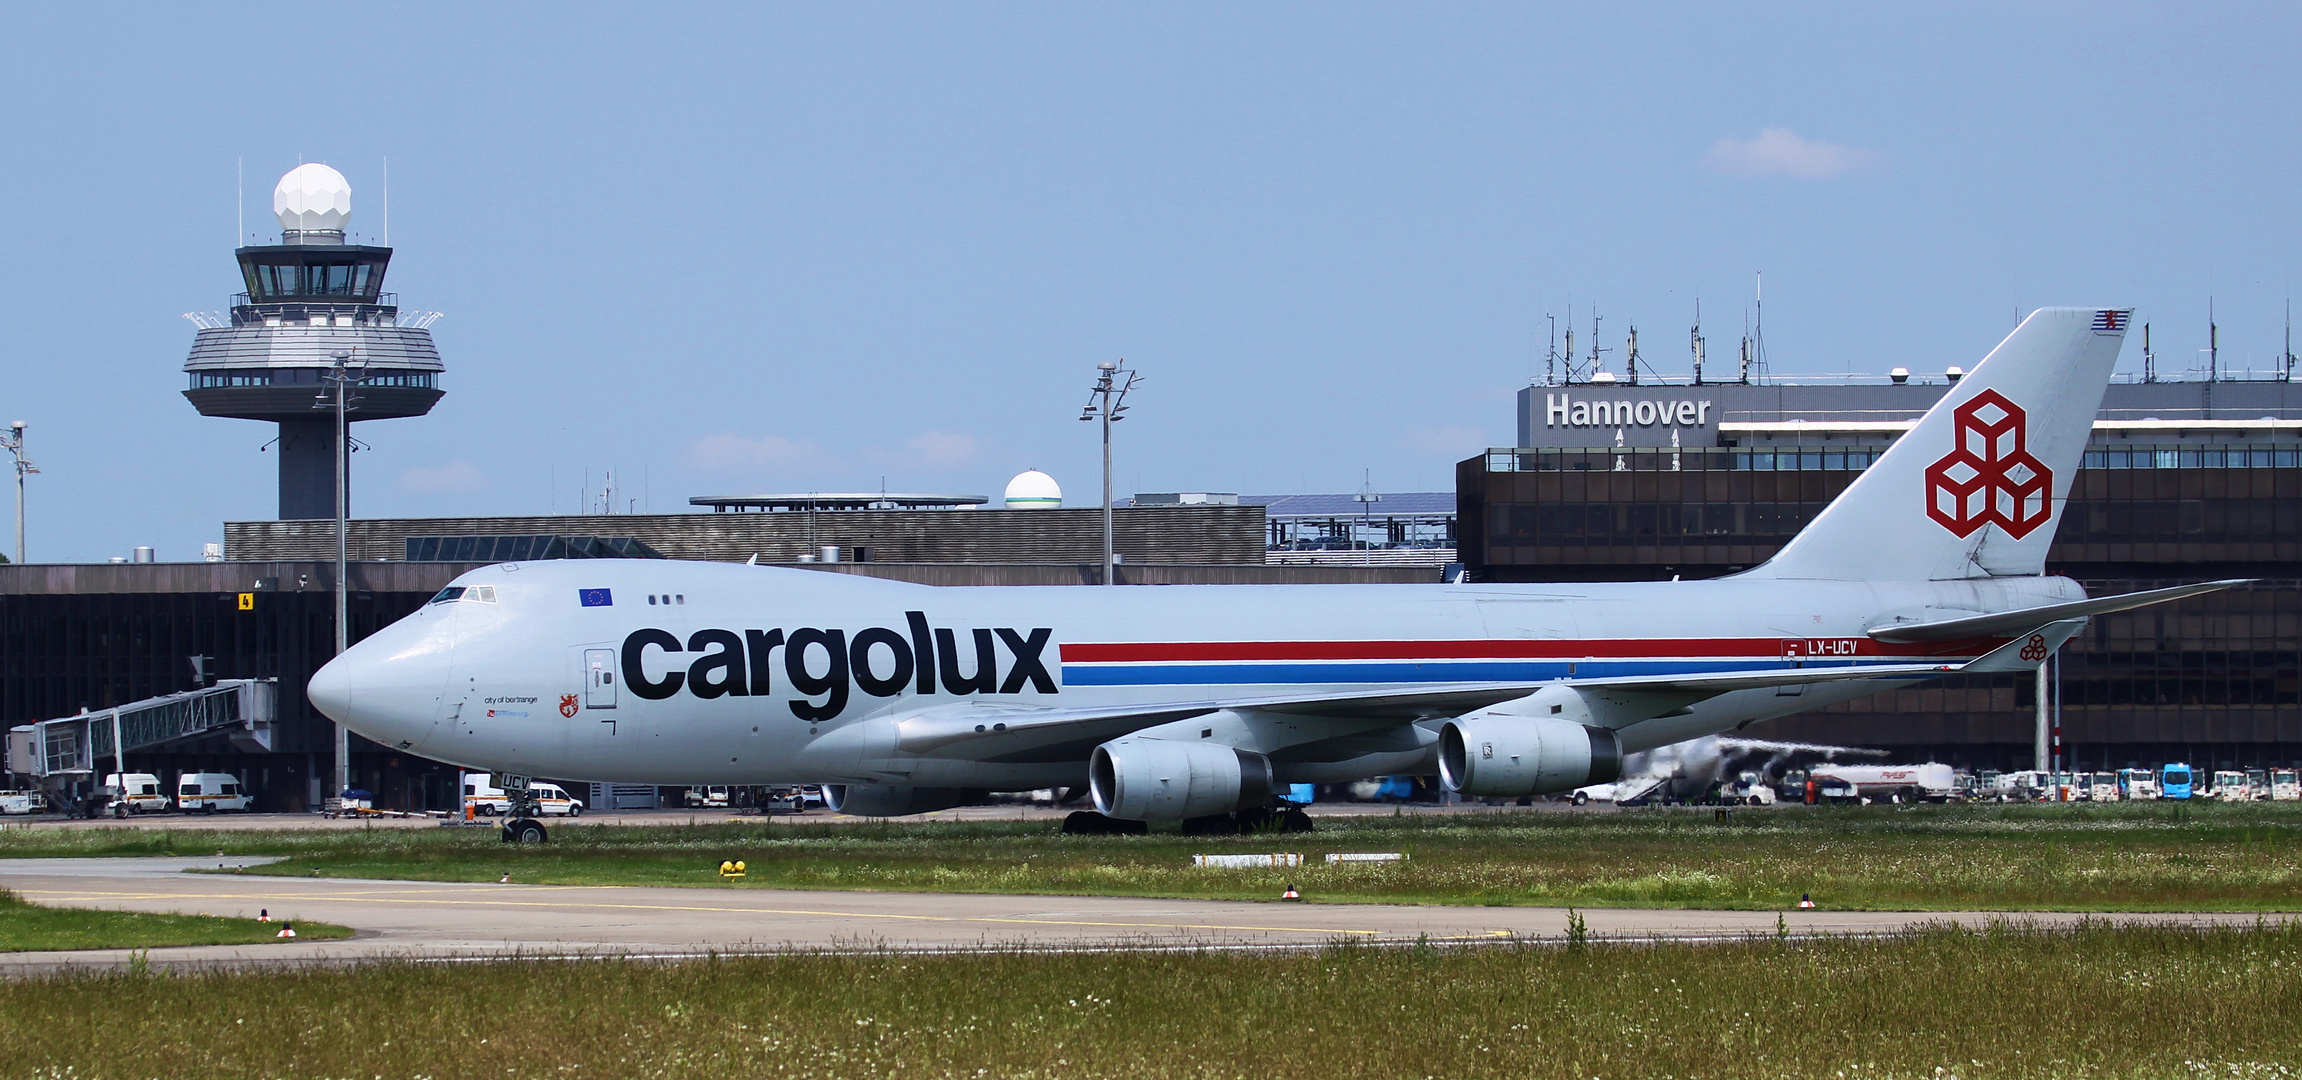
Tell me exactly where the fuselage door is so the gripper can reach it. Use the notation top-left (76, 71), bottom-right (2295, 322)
top-left (585, 648), bottom-right (617, 710)
top-left (1776, 638), bottom-right (1807, 697)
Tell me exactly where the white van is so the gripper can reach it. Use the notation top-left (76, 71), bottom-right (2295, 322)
top-left (462, 773), bottom-right (585, 817)
top-left (176, 772), bottom-right (253, 813)
top-left (102, 773), bottom-right (171, 814)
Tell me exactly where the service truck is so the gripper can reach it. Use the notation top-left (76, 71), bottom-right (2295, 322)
top-left (175, 772), bottom-right (253, 813)
top-left (2087, 772), bottom-right (2122, 802)
top-left (1807, 763), bottom-right (1958, 802)
top-left (101, 773), bottom-right (170, 814)
top-left (2271, 769), bottom-right (2301, 801)
top-left (0, 790), bottom-right (45, 815)
top-left (2208, 770), bottom-right (2253, 801)
top-left (2118, 768), bottom-right (2157, 800)
top-left (2246, 769), bottom-right (2272, 801)
top-left (2158, 763), bottom-right (2196, 800)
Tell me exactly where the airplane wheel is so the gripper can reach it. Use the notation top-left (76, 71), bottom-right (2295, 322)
top-left (503, 819), bottom-right (548, 845)
top-left (1278, 809), bottom-right (1314, 834)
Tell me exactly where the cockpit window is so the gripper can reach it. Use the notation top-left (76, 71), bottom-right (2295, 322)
top-left (428, 586), bottom-right (498, 605)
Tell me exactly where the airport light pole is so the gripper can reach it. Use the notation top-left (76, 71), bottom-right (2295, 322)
top-left (317, 351), bottom-right (369, 802)
top-left (1079, 360), bottom-right (1140, 586)
top-left (3, 421), bottom-right (35, 565)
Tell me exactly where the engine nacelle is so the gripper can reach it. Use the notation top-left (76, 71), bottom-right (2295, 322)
top-left (822, 785), bottom-right (984, 817)
top-left (1089, 737), bottom-right (1273, 822)
top-left (1439, 714), bottom-right (1622, 797)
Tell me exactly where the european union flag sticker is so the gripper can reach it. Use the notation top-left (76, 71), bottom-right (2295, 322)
top-left (578, 588), bottom-right (613, 607)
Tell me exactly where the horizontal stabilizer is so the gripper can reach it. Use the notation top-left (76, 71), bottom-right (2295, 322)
top-left (1867, 579), bottom-right (2250, 643)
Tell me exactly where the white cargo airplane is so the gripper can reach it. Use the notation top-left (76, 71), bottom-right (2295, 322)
top-left (311, 308), bottom-right (2241, 835)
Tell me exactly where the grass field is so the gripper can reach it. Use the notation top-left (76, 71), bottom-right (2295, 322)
top-left (6, 803), bottom-right (2301, 912)
top-left (3, 922), bottom-right (2298, 1079)
top-left (0, 888), bottom-right (352, 953)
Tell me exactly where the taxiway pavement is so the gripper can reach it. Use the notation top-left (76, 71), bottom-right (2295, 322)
top-left (0, 857), bottom-right (2272, 975)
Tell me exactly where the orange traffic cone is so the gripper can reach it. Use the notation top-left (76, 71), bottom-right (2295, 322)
top-left (1281, 884), bottom-right (1300, 901)
top-left (257, 908), bottom-right (271, 923)
top-left (1797, 893), bottom-right (1816, 909)
top-left (276, 923), bottom-right (296, 939)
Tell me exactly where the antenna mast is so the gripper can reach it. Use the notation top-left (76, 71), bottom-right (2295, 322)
top-left (2143, 323), bottom-right (2155, 383)
top-left (1588, 311), bottom-right (1607, 377)
top-left (2209, 298), bottom-right (2219, 381)
top-left (1752, 271), bottom-right (1767, 381)
top-left (381, 156), bottom-right (390, 246)
top-left (1690, 300), bottom-right (1705, 385)
top-left (1564, 304), bottom-right (1576, 384)
top-left (1625, 326), bottom-right (1641, 385)
top-left (2285, 300), bottom-right (2295, 381)
top-left (1544, 314), bottom-right (1558, 386)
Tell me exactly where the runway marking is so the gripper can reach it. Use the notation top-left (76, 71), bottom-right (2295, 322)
top-left (7, 886), bottom-right (1382, 936)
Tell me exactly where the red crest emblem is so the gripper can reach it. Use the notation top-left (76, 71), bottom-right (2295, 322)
top-left (1923, 390), bottom-right (2053, 539)
top-left (558, 694), bottom-right (580, 718)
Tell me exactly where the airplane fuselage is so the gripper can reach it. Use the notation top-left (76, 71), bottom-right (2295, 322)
top-left (326, 558), bottom-right (2077, 790)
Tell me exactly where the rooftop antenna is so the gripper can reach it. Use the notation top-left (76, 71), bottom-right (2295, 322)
top-left (1690, 300), bottom-right (1705, 385)
top-left (2143, 322), bottom-right (2155, 383)
top-left (1752, 271), bottom-right (1768, 382)
top-left (1587, 311), bottom-right (1607, 377)
top-left (2285, 299), bottom-right (2294, 381)
top-left (236, 157), bottom-right (243, 246)
top-left (1624, 326), bottom-right (1641, 385)
top-left (2209, 297), bottom-right (2219, 381)
top-left (1738, 308), bottom-right (1752, 385)
top-left (380, 156), bottom-right (389, 246)
top-left (1564, 305), bottom-right (1576, 383)
top-left (1544, 313), bottom-right (1558, 386)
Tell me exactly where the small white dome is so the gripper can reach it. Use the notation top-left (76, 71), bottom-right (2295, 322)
top-left (1003, 469), bottom-right (1062, 509)
top-left (275, 164), bottom-right (352, 235)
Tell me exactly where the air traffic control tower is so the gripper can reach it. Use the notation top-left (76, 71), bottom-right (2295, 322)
top-left (183, 164), bottom-right (443, 520)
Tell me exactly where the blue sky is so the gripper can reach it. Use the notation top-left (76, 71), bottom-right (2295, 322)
top-left (1, 3), bottom-right (2295, 562)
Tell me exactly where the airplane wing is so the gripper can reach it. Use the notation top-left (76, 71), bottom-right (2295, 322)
top-left (1866, 579), bottom-right (2250, 643)
top-left (895, 662), bottom-right (1959, 756)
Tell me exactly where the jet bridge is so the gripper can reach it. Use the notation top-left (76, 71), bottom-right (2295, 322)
top-left (16, 680), bottom-right (277, 777)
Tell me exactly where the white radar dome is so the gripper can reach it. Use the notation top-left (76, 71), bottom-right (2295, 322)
top-left (274, 163), bottom-right (352, 235)
top-left (1003, 469), bottom-right (1062, 510)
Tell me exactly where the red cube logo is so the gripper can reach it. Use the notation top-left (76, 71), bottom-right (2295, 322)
top-left (1923, 390), bottom-right (2054, 539)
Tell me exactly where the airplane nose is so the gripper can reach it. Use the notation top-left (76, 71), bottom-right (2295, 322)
top-left (308, 626), bottom-right (453, 750)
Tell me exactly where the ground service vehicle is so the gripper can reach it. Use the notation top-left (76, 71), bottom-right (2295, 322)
top-left (1808, 763), bottom-right (1957, 802)
top-left (2209, 770), bottom-right (2252, 801)
top-left (101, 773), bottom-right (170, 814)
top-left (2159, 764), bottom-right (2195, 799)
top-left (175, 772), bottom-right (253, 813)
top-left (463, 773), bottom-right (585, 816)
top-left (2087, 772), bottom-right (2120, 801)
top-left (2272, 770), bottom-right (2301, 801)
top-left (310, 310), bottom-right (2251, 835)
top-left (2118, 768), bottom-right (2157, 800)
top-left (2246, 769), bottom-right (2271, 800)
top-left (0, 790), bottom-right (45, 814)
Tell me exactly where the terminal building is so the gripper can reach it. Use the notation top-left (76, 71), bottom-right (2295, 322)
top-left (1458, 367), bottom-right (2302, 772)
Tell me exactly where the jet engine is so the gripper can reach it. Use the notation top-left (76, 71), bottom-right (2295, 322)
top-left (822, 784), bottom-right (984, 817)
top-left (1438, 715), bottom-right (1622, 797)
top-left (1089, 737), bottom-right (1273, 822)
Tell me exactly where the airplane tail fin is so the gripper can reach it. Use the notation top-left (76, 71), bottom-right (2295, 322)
top-left (1749, 307), bottom-right (2131, 581)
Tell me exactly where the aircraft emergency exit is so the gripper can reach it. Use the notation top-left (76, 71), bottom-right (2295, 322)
top-left (309, 308), bottom-right (2243, 832)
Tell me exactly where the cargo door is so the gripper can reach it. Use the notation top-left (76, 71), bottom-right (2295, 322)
top-left (585, 648), bottom-right (617, 710)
